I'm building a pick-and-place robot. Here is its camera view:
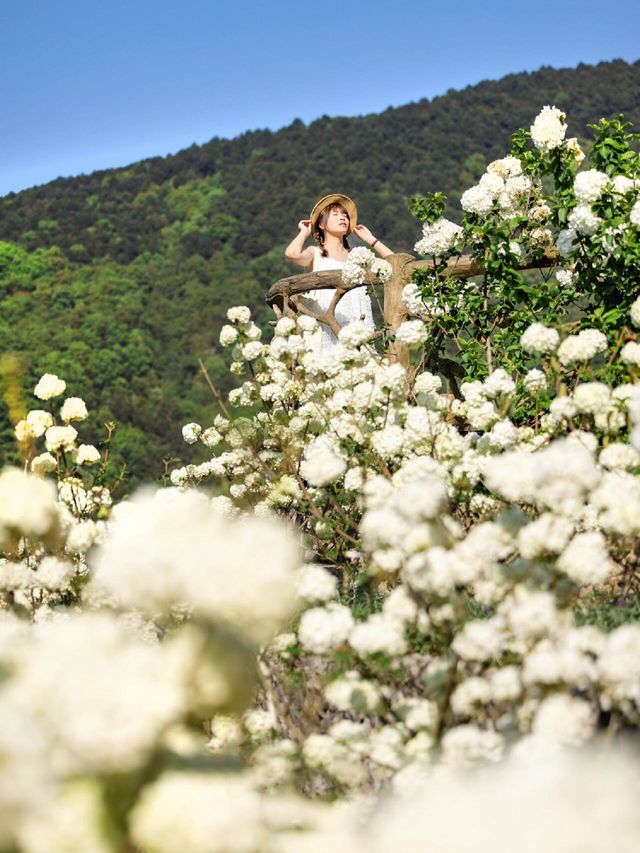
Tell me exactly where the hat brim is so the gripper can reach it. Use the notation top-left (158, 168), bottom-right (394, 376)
top-left (309, 193), bottom-right (358, 236)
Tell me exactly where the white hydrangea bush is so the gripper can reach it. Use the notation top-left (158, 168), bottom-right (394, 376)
top-left (0, 408), bottom-right (307, 848)
top-left (1, 375), bottom-right (117, 615)
top-left (406, 108), bottom-right (640, 392)
top-left (1, 105), bottom-right (640, 846)
top-left (167, 292), bottom-right (640, 798)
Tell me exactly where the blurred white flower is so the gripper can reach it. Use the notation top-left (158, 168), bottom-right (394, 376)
top-left (34, 373), bottom-right (66, 400)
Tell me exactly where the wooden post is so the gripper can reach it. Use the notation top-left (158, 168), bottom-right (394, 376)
top-left (383, 252), bottom-right (415, 369)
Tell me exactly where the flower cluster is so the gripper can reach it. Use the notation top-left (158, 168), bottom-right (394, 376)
top-left (2, 104), bottom-right (640, 847)
top-left (414, 218), bottom-right (463, 256)
top-left (530, 105), bottom-right (568, 151)
top-left (342, 246), bottom-right (392, 286)
top-left (163, 289), bottom-right (640, 800)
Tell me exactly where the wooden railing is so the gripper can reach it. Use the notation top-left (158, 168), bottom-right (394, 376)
top-left (266, 250), bottom-right (557, 368)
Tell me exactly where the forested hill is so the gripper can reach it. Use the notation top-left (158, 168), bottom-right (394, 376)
top-left (1, 58), bottom-right (639, 488)
top-left (1, 60), bottom-right (640, 259)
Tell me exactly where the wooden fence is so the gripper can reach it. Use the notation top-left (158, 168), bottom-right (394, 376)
top-left (266, 250), bottom-right (556, 370)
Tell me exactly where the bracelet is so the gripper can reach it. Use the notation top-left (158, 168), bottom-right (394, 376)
top-left (371, 239), bottom-right (379, 249)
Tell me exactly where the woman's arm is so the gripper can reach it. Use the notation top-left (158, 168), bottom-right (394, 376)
top-left (352, 224), bottom-right (394, 258)
top-left (285, 220), bottom-right (314, 268)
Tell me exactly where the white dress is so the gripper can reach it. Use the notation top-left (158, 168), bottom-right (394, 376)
top-left (299, 246), bottom-right (375, 352)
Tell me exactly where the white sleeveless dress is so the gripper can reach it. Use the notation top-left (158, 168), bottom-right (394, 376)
top-left (299, 246), bottom-right (375, 352)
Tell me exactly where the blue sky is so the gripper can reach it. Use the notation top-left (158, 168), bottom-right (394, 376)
top-left (1, 0), bottom-right (639, 197)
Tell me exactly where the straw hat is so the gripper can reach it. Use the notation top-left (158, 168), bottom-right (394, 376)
top-left (309, 193), bottom-right (358, 235)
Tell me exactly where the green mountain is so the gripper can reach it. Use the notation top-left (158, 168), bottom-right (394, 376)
top-left (1, 58), bottom-right (639, 488)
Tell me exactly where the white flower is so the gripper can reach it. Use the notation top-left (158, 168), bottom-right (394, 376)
top-left (532, 695), bottom-right (596, 745)
top-left (303, 732), bottom-right (367, 786)
top-left (523, 368), bottom-right (547, 393)
top-left (90, 488), bottom-right (300, 644)
top-left (557, 531), bottom-right (612, 585)
top-left (481, 439), bottom-right (599, 514)
top-left (599, 442), bottom-right (640, 470)
top-left (26, 409), bottom-right (54, 436)
top-left (402, 283), bottom-right (433, 320)
top-left (350, 613), bottom-right (407, 657)
top-left (441, 725), bottom-right (504, 768)
top-left (371, 425), bottom-right (405, 460)
top-left (598, 624), bottom-right (640, 705)
top-left (30, 452), bottom-right (57, 476)
top-left (371, 257), bottom-right (393, 283)
top-left (414, 218), bottom-right (462, 256)
top-left (33, 373), bottom-right (66, 400)
top-left (556, 269), bottom-right (574, 287)
top-left (520, 323), bottom-right (560, 354)
top-left (505, 174), bottom-right (533, 201)
top-left (483, 368), bottom-right (515, 398)
top-left (44, 425), bottom-right (78, 452)
top-left (298, 603), bottom-right (354, 654)
top-left (565, 136), bottom-right (585, 164)
top-left (517, 513), bottom-right (573, 559)
top-left (489, 666), bottom-right (522, 702)
top-left (611, 175), bottom-right (634, 194)
top-left (244, 708), bottom-right (277, 737)
top-left (7, 614), bottom-right (185, 776)
top-left (297, 314), bottom-right (318, 333)
top-left (14, 419), bottom-right (36, 443)
top-left (383, 586), bottom-right (418, 623)
top-left (620, 341), bottom-right (640, 366)
top-left (219, 324), bottom-right (239, 346)
top-left (573, 381), bottom-right (610, 415)
top-left (295, 564), bottom-right (338, 603)
top-left (481, 419), bottom-right (518, 451)
top-left (130, 771), bottom-right (265, 853)
top-left (504, 588), bottom-right (561, 642)
top-left (344, 467), bottom-right (364, 491)
top-left (452, 619), bottom-right (503, 662)
top-left (274, 316), bottom-right (296, 336)
top-left (200, 427), bottom-right (222, 448)
top-left (395, 319), bottom-right (428, 348)
top-left (226, 306), bottom-right (251, 323)
top-left (325, 671), bottom-right (382, 712)
top-left (450, 677), bottom-right (491, 717)
top-left (530, 105), bottom-right (567, 151)
top-left (630, 297), bottom-right (640, 328)
top-left (549, 397), bottom-right (577, 420)
top-left (630, 199), bottom-right (640, 228)
top-left (241, 341), bottom-right (264, 361)
top-left (558, 330), bottom-right (607, 366)
top-left (0, 468), bottom-right (59, 539)
top-left (568, 203), bottom-right (601, 235)
top-left (478, 172), bottom-right (505, 196)
top-left (181, 423), bottom-right (201, 444)
top-left (461, 185), bottom-right (494, 215)
top-left (414, 371), bottom-right (442, 394)
top-left (487, 156), bottom-right (522, 178)
top-left (339, 320), bottom-right (374, 347)
top-left (573, 169), bottom-right (610, 203)
top-left (73, 444), bottom-right (101, 466)
top-left (59, 397), bottom-right (88, 423)
top-left (299, 435), bottom-right (346, 486)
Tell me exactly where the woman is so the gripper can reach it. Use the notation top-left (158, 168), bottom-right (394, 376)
top-left (284, 193), bottom-right (393, 351)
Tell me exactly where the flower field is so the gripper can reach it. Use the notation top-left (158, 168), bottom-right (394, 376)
top-left (2, 106), bottom-right (640, 850)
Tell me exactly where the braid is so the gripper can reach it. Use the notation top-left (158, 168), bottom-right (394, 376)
top-left (314, 226), bottom-right (328, 257)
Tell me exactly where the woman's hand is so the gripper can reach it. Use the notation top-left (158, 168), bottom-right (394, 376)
top-left (353, 224), bottom-right (375, 244)
top-left (298, 219), bottom-right (312, 236)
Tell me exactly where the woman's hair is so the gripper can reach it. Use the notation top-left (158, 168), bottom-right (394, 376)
top-left (313, 202), bottom-right (351, 257)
